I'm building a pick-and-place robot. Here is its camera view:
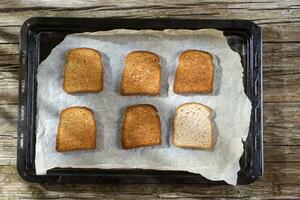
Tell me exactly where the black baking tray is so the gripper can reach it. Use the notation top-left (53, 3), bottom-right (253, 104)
top-left (17, 17), bottom-right (263, 184)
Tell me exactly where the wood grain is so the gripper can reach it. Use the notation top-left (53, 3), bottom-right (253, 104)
top-left (0, 163), bottom-right (299, 199)
top-left (0, 0), bottom-right (299, 199)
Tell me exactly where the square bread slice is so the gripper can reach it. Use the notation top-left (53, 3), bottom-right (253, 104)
top-left (174, 50), bottom-right (214, 94)
top-left (122, 104), bottom-right (162, 149)
top-left (63, 48), bottom-right (104, 93)
top-left (56, 106), bottom-right (97, 152)
top-left (173, 103), bottom-right (213, 149)
top-left (121, 51), bottom-right (161, 95)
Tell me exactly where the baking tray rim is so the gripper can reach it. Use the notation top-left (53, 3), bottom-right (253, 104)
top-left (17, 17), bottom-right (263, 184)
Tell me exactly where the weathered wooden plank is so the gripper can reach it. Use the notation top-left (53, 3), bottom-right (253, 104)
top-left (0, 0), bottom-right (299, 12)
top-left (0, 162), bottom-right (299, 199)
top-left (0, 26), bottom-right (19, 43)
top-left (265, 145), bottom-right (300, 163)
top-left (0, 1), bottom-right (299, 26)
top-left (264, 43), bottom-right (300, 72)
top-left (5, 0), bottom-right (297, 9)
top-left (0, 54), bottom-right (19, 73)
top-left (0, 55), bottom-right (18, 66)
top-left (1, 12), bottom-right (299, 28)
top-left (264, 82), bottom-right (300, 103)
top-left (265, 125), bottom-right (300, 146)
top-left (0, 43), bottom-right (18, 55)
top-left (264, 102), bottom-right (300, 146)
top-left (0, 71), bottom-right (18, 91)
top-left (0, 103), bottom-right (17, 166)
top-left (0, 105), bottom-right (17, 135)
top-left (263, 42), bottom-right (300, 103)
top-left (263, 23), bottom-right (300, 43)
top-left (264, 102), bottom-right (300, 126)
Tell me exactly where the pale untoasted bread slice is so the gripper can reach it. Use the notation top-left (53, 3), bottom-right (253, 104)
top-left (173, 103), bottom-right (213, 149)
top-left (122, 104), bottom-right (161, 149)
top-left (56, 106), bottom-right (97, 152)
top-left (121, 51), bottom-right (161, 95)
top-left (63, 48), bottom-right (103, 93)
top-left (174, 50), bottom-right (214, 94)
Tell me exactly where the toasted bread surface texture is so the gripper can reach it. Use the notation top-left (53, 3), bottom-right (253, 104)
top-left (63, 48), bottom-right (103, 93)
top-left (174, 103), bottom-right (213, 149)
top-left (122, 104), bottom-right (162, 149)
top-left (174, 50), bottom-right (214, 94)
top-left (56, 106), bottom-right (97, 152)
top-left (121, 51), bottom-right (161, 95)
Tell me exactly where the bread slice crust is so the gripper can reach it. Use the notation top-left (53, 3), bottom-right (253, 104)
top-left (174, 50), bottom-right (214, 94)
top-left (173, 102), bottom-right (213, 149)
top-left (122, 104), bottom-right (162, 149)
top-left (63, 48), bottom-right (104, 93)
top-left (56, 106), bottom-right (97, 152)
top-left (121, 51), bottom-right (161, 95)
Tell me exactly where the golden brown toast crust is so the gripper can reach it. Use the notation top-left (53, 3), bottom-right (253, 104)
top-left (174, 50), bottom-right (214, 94)
top-left (63, 48), bottom-right (104, 94)
top-left (56, 106), bottom-right (97, 152)
top-left (122, 104), bottom-right (162, 149)
top-left (173, 102), bottom-right (213, 150)
top-left (121, 51), bottom-right (161, 95)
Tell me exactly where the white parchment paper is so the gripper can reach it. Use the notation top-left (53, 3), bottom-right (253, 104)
top-left (35, 29), bottom-right (252, 185)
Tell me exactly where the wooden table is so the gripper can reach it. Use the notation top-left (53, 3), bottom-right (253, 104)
top-left (0, 1), bottom-right (299, 199)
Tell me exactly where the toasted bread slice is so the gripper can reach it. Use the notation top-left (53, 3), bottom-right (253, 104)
top-left (122, 104), bottom-right (161, 149)
top-left (174, 50), bottom-right (214, 94)
top-left (56, 106), bottom-right (97, 152)
top-left (173, 103), bottom-right (213, 149)
top-left (121, 51), bottom-right (161, 95)
top-left (63, 48), bottom-right (103, 93)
